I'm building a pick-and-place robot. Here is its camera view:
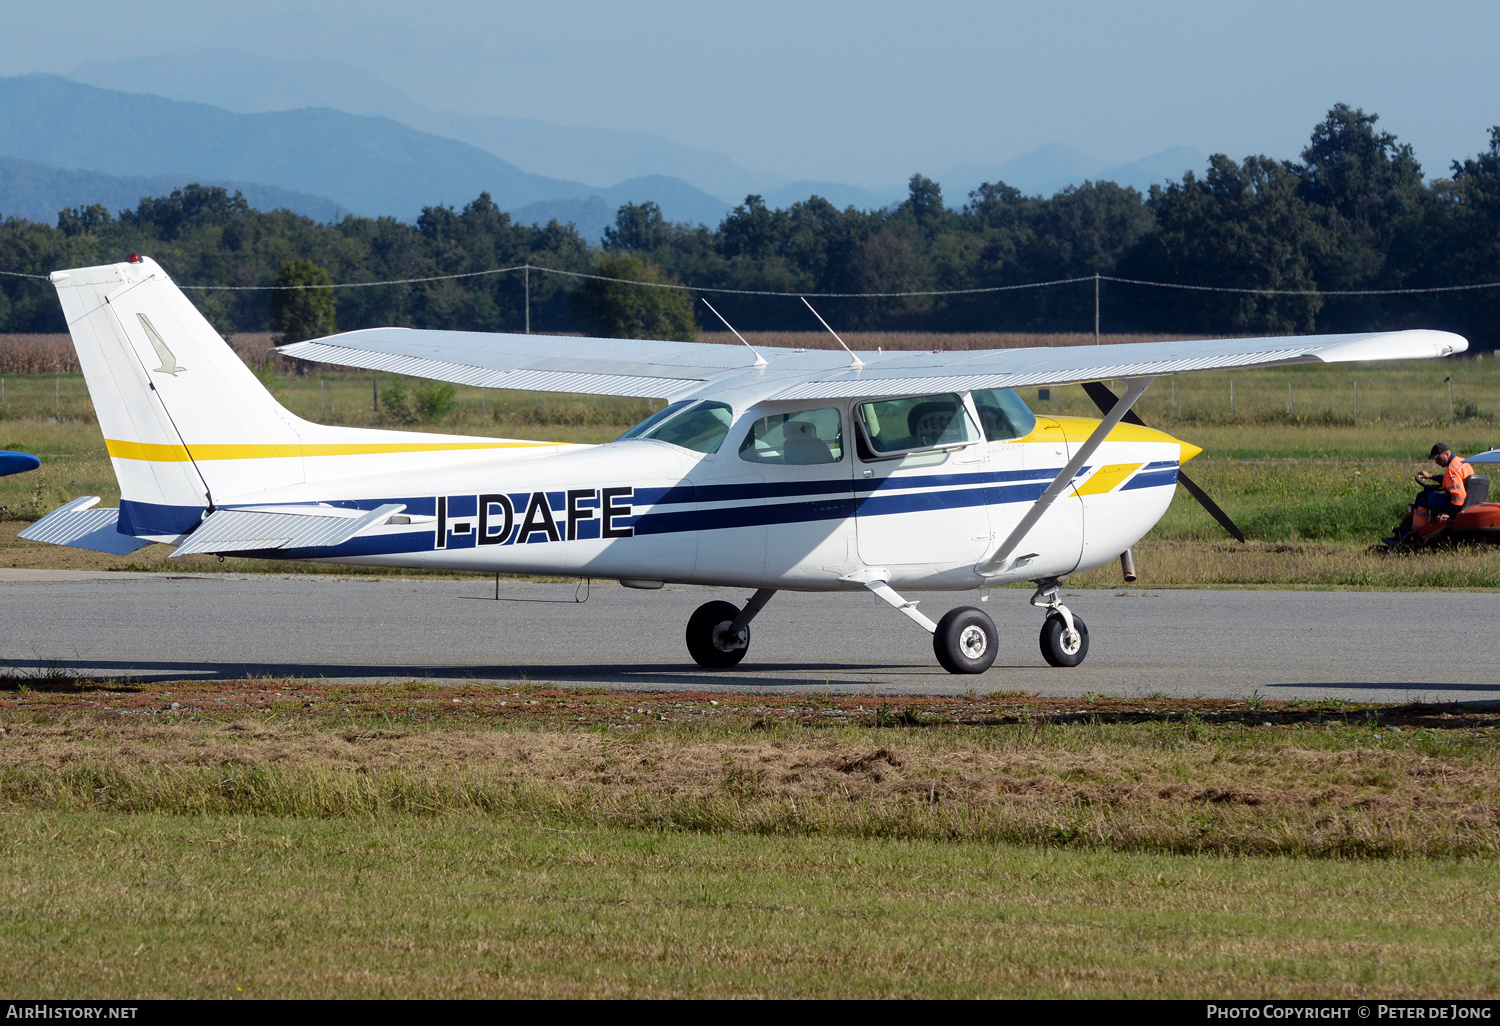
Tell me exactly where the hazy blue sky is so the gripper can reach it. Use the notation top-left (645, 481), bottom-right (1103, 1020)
top-left (3, 0), bottom-right (1497, 187)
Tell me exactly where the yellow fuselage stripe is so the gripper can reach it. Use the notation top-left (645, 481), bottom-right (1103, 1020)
top-left (1073, 462), bottom-right (1145, 496)
top-left (1015, 417), bottom-right (1203, 464)
top-left (105, 439), bottom-right (550, 462)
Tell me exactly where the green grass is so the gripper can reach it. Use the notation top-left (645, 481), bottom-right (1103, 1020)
top-left (3, 812), bottom-right (1497, 998)
top-left (1, 685), bottom-right (1497, 998)
top-left (5, 360), bottom-right (1500, 582)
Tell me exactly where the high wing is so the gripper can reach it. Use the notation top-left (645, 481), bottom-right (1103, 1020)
top-left (273, 326), bottom-right (1466, 400)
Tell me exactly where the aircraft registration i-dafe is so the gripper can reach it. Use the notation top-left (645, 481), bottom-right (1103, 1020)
top-left (23, 256), bottom-right (1467, 673)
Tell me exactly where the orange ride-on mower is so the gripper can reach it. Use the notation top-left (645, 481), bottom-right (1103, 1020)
top-left (1376, 463), bottom-right (1500, 552)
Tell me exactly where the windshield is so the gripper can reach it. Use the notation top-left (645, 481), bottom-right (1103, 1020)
top-left (616, 400), bottom-right (694, 441)
top-left (620, 400), bottom-right (735, 454)
top-left (971, 388), bottom-right (1037, 441)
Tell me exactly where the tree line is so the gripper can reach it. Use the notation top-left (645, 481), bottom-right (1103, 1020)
top-left (4, 104), bottom-right (1500, 349)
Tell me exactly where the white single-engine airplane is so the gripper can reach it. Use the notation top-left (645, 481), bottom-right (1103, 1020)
top-left (23, 257), bottom-right (1466, 673)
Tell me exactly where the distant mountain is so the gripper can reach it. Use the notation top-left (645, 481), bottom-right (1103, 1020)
top-left (938, 143), bottom-right (1202, 201)
top-left (1100, 146), bottom-right (1205, 194)
top-left (0, 75), bottom-right (590, 219)
top-left (0, 154), bottom-right (342, 224)
top-left (508, 197), bottom-right (616, 243)
top-left (940, 144), bottom-right (1107, 201)
top-left (761, 181), bottom-right (905, 211)
top-left (68, 51), bottom-right (786, 203)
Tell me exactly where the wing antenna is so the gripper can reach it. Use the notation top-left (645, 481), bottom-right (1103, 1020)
top-left (800, 297), bottom-right (865, 369)
top-left (701, 299), bottom-right (767, 367)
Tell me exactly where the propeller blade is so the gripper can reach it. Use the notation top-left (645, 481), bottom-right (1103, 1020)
top-left (1077, 380), bottom-right (1247, 543)
top-left (1174, 468), bottom-right (1247, 542)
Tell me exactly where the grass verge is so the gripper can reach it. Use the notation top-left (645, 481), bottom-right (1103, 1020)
top-left (0, 683), bottom-right (1496, 997)
top-left (1, 682), bottom-right (1495, 860)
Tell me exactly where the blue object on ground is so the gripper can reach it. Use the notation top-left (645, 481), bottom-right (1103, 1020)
top-left (0, 451), bottom-right (40, 477)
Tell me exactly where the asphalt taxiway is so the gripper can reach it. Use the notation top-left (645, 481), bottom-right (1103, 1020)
top-left (2, 571), bottom-right (1493, 702)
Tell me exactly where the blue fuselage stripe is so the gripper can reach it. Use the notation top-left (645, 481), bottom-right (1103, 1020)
top-left (124, 461), bottom-right (1180, 557)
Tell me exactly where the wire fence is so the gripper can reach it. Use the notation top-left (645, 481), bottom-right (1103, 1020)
top-left (9, 262), bottom-right (1500, 298)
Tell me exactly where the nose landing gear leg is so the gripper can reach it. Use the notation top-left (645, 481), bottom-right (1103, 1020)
top-left (1031, 578), bottom-right (1089, 667)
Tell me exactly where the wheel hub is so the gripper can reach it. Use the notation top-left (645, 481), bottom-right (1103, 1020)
top-left (1061, 628), bottom-right (1081, 654)
top-left (712, 621), bottom-right (747, 653)
top-left (958, 624), bottom-right (988, 659)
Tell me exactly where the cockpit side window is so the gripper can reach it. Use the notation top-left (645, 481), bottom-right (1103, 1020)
top-left (855, 393), bottom-right (981, 458)
top-left (738, 408), bottom-right (843, 465)
top-left (971, 388), bottom-right (1037, 441)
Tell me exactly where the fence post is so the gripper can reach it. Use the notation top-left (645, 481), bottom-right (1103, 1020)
top-left (525, 264), bottom-right (531, 335)
top-left (373, 378), bottom-right (379, 411)
top-left (1093, 273), bottom-right (1100, 345)
top-left (1230, 380), bottom-right (1234, 418)
top-left (1447, 375), bottom-right (1454, 426)
top-left (1353, 380), bottom-right (1357, 422)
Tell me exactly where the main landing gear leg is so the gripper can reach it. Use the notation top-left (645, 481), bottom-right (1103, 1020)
top-left (859, 579), bottom-right (998, 675)
top-left (686, 588), bottom-right (776, 669)
top-left (1031, 578), bottom-right (1089, 667)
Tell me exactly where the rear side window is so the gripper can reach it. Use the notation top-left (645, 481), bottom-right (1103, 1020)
top-left (971, 388), bottom-right (1037, 441)
top-left (856, 393), bottom-right (980, 457)
top-left (739, 408), bottom-right (843, 465)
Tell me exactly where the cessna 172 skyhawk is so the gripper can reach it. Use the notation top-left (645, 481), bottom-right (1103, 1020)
top-left (22, 257), bottom-right (1466, 673)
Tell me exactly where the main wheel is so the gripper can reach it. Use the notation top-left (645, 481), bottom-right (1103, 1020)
top-left (932, 607), bottom-right (998, 674)
top-left (1039, 612), bottom-right (1089, 667)
top-left (686, 600), bottom-right (749, 669)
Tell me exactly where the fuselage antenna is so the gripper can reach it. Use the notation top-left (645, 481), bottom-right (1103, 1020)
top-left (701, 298), bottom-right (766, 367)
top-left (800, 297), bottom-right (865, 369)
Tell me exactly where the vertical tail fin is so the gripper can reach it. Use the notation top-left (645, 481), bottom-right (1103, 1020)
top-left (51, 257), bottom-right (571, 541)
top-left (51, 256), bottom-right (305, 536)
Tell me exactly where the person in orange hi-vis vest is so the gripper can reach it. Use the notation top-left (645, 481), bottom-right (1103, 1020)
top-left (1413, 442), bottom-right (1474, 526)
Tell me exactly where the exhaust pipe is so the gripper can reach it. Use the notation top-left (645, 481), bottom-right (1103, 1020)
top-left (1119, 548), bottom-right (1138, 584)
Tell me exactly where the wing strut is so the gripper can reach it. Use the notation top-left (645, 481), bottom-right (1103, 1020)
top-left (979, 376), bottom-right (1156, 576)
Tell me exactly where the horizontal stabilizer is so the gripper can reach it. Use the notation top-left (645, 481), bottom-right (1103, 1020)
top-left (171, 503), bottom-right (404, 557)
top-left (18, 497), bottom-right (154, 555)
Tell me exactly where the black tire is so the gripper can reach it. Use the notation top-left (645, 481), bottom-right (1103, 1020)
top-left (932, 606), bottom-right (999, 674)
top-left (685, 600), bottom-right (749, 669)
top-left (1039, 612), bottom-right (1089, 667)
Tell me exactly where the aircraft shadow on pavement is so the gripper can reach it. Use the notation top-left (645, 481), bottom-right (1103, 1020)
top-left (1264, 680), bottom-right (1500, 694)
top-left (3, 658), bottom-right (919, 690)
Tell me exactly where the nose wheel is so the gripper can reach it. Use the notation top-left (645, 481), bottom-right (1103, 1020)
top-left (1039, 611), bottom-right (1089, 666)
top-left (1031, 579), bottom-right (1090, 667)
